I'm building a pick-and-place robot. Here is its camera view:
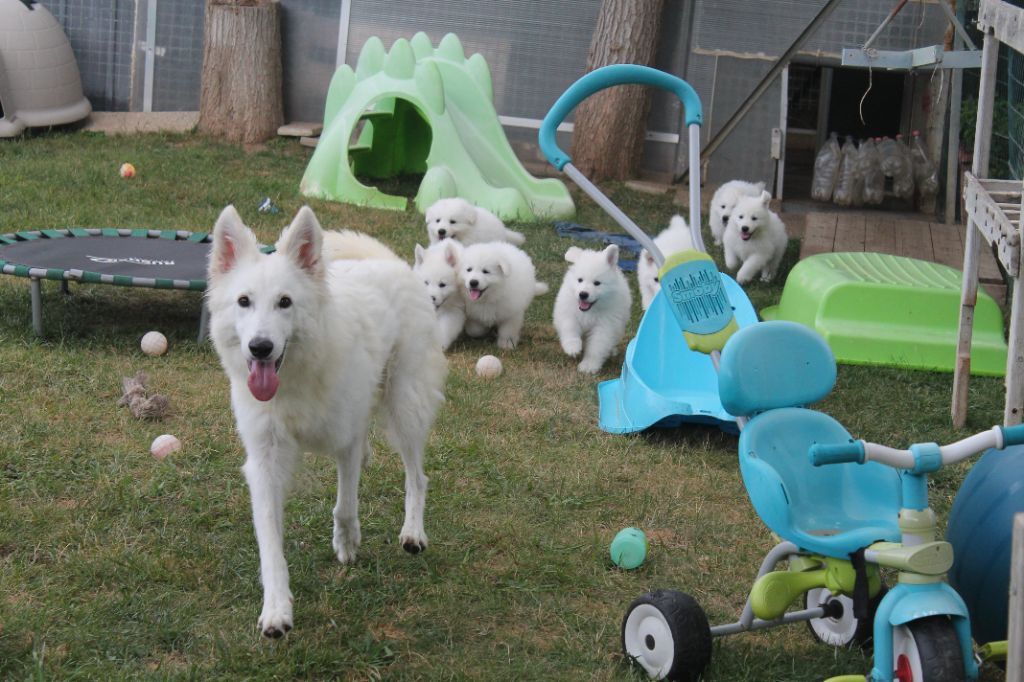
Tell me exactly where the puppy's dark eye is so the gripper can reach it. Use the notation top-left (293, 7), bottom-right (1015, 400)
top-left (654, 277), bottom-right (659, 283)
top-left (238, 295), bottom-right (250, 308)
top-left (424, 280), bottom-right (429, 286)
top-left (738, 215), bottom-right (744, 220)
top-left (439, 282), bottom-right (446, 288)
top-left (577, 277), bottom-right (583, 283)
top-left (279, 296), bottom-right (292, 309)
top-left (594, 281), bottom-right (602, 286)
top-left (721, 204), bottom-right (726, 209)
top-left (466, 267), bottom-right (473, 272)
top-left (449, 219), bottom-right (456, 224)
top-left (482, 269), bottom-right (490, 275)
top-left (752, 216), bottom-right (758, 221)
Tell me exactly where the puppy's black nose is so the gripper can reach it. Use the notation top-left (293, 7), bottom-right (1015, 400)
top-left (722, 214), bottom-right (729, 223)
top-left (249, 338), bottom-right (274, 359)
top-left (579, 291), bottom-right (589, 300)
top-left (468, 279), bottom-right (479, 288)
top-left (437, 228), bottom-right (447, 237)
top-left (741, 226), bottom-right (750, 234)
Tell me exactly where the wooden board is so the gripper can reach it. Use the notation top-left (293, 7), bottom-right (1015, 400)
top-left (798, 213), bottom-right (838, 259)
top-left (864, 217), bottom-right (897, 255)
top-left (833, 213), bottom-right (867, 252)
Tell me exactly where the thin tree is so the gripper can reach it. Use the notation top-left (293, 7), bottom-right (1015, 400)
top-left (570, 0), bottom-right (666, 181)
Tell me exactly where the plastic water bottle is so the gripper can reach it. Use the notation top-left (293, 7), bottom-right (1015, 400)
top-left (832, 136), bottom-right (863, 207)
top-left (860, 138), bottom-right (885, 205)
top-left (910, 130), bottom-right (939, 206)
top-left (892, 134), bottom-right (917, 199)
top-left (811, 132), bottom-right (842, 202)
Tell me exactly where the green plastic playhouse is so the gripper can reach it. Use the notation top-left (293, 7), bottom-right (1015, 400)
top-left (301, 33), bottom-right (575, 222)
top-left (761, 252), bottom-right (1008, 376)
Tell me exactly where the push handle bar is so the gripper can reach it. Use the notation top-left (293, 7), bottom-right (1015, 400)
top-left (808, 441), bottom-right (864, 467)
top-left (539, 65), bottom-right (703, 171)
top-left (810, 424), bottom-right (1024, 470)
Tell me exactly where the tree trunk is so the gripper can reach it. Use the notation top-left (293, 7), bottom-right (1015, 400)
top-left (198, 0), bottom-right (283, 144)
top-left (570, 0), bottom-right (666, 181)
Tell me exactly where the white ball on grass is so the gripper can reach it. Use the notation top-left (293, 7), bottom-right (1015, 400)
top-left (141, 331), bottom-right (168, 356)
top-left (475, 354), bottom-right (503, 379)
top-left (150, 434), bottom-right (181, 460)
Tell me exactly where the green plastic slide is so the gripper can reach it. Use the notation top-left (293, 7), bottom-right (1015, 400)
top-left (761, 252), bottom-right (1007, 376)
top-left (300, 33), bottom-right (575, 222)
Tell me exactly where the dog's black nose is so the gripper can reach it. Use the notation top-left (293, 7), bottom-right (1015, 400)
top-left (741, 226), bottom-right (750, 234)
top-left (249, 338), bottom-right (274, 359)
top-left (579, 291), bottom-right (589, 300)
top-left (468, 279), bottom-right (479, 288)
top-left (722, 214), bottom-right (729, 223)
top-left (437, 228), bottom-right (447, 237)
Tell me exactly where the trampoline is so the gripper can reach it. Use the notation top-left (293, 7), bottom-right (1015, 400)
top-left (0, 228), bottom-right (215, 340)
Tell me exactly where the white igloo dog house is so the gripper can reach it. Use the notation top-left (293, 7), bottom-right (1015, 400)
top-left (0, 0), bottom-right (91, 137)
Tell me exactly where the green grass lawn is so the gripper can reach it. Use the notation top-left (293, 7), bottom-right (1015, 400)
top-left (0, 130), bottom-right (1010, 681)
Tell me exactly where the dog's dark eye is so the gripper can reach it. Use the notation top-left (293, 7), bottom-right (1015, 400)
top-left (654, 276), bottom-right (659, 283)
top-left (439, 282), bottom-right (446, 288)
top-left (279, 296), bottom-right (292, 309)
top-left (424, 280), bottom-right (429, 286)
top-left (738, 214), bottom-right (744, 220)
top-left (752, 216), bottom-right (758, 221)
top-left (238, 295), bottom-right (250, 308)
top-left (449, 219), bottom-right (456, 224)
top-left (595, 281), bottom-right (602, 286)
top-left (721, 204), bottom-right (726, 209)
top-left (466, 267), bottom-right (473, 272)
top-left (577, 277), bottom-right (583, 283)
top-left (482, 269), bottom-right (490, 275)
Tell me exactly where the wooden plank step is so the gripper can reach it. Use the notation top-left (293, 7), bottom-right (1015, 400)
top-left (278, 121), bottom-right (323, 137)
top-left (865, 217), bottom-right (898, 255)
top-left (799, 213), bottom-right (838, 259)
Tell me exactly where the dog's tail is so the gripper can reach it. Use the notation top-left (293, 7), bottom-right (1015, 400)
top-left (535, 281), bottom-right (550, 296)
top-left (505, 229), bottom-right (526, 246)
top-left (322, 230), bottom-right (401, 262)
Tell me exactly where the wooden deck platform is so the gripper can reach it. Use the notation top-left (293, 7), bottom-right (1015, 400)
top-left (786, 212), bottom-right (1007, 302)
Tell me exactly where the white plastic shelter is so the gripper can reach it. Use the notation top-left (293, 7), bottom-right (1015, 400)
top-left (0, 0), bottom-right (91, 138)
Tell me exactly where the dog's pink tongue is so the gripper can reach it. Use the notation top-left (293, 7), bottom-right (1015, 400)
top-left (579, 300), bottom-right (593, 311)
top-left (469, 289), bottom-right (482, 300)
top-left (741, 232), bottom-right (751, 241)
top-left (248, 360), bottom-right (279, 401)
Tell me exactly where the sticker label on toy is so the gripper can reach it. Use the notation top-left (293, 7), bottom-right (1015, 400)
top-left (661, 260), bottom-right (732, 335)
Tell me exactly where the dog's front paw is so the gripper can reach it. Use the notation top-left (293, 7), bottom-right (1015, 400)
top-left (333, 521), bottom-right (361, 565)
top-left (760, 271), bottom-right (775, 283)
top-left (577, 358), bottom-right (603, 374)
top-left (399, 526), bottom-right (428, 555)
top-left (497, 336), bottom-right (517, 350)
top-left (561, 337), bottom-right (583, 357)
top-left (258, 594), bottom-right (294, 639)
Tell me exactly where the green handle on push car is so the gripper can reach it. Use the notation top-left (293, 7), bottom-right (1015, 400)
top-left (539, 64), bottom-right (703, 170)
top-left (809, 441), bottom-right (865, 467)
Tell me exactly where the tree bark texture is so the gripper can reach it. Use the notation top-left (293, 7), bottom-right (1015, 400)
top-left (198, 0), bottom-right (283, 144)
top-left (570, 0), bottom-right (666, 181)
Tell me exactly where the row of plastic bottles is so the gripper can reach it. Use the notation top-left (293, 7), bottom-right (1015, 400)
top-left (812, 131), bottom-right (938, 208)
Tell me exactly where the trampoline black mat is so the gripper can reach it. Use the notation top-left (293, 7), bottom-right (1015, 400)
top-left (0, 228), bottom-right (212, 290)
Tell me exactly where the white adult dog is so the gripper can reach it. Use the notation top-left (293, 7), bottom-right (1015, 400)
top-left (637, 214), bottom-right (694, 310)
top-left (206, 205), bottom-right (447, 639)
top-left (413, 240), bottom-right (466, 351)
top-left (460, 241), bottom-right (548, 349)
top-left (425, 197), bottom-right (525, 246)
top-left (709, 179), bottom-right (766, 246)
top-left (722, 190), bottom-right (789, 284)
top-left (553, 245), bottom-right (632, 374)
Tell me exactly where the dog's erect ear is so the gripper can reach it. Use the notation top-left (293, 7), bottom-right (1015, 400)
top-left (564, 246), bottom-right (583, 263)
top-left (603, 244), bottom-right (620, 267)
top-left (641, 248), bottom-right (656, 268)
top-left (459, 202), bottom-right (477, 226)
top-left (280, 206), bottom-right (325, 278)
top-left (209, 205), bottom-right (260, 279)
top-left (414, 243), bottom-right (426, 267)
top-left (442, 240), bottom-right (462, 267)
top-left (495, 255), bottom-right (511, 277)
top-left (760, 190), bottom-right (772, 207)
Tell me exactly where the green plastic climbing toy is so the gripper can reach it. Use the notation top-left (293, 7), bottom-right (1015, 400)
top-left (300, 33), bottom-right (575, 222)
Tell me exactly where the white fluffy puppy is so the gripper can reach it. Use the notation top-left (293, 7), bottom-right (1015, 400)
top-left (554, 245), bottom-right (632, 374)
top-left (723, 190), bottom-right (789, 284)
top-left (425, 197), bottom-right (525, 246)
top-left (709, 179), bottom-right (766, 246)
top-left (637, 214), bottom-right (694, 310)
top-left (413, 241), bottom-right (466, 351)
top-left (460, 241), bottom-right (548, 349)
